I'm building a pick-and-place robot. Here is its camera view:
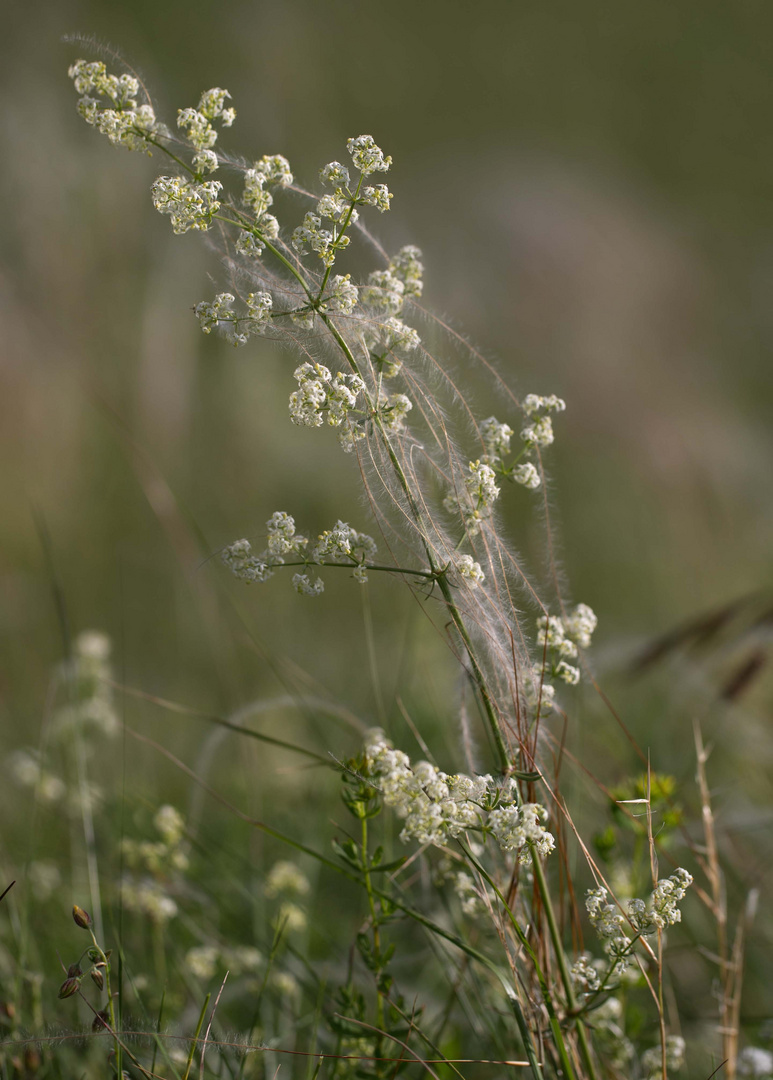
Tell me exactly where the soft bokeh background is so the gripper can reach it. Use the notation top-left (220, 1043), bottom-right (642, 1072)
top-left (2, 0), bottom-right (773, 1067)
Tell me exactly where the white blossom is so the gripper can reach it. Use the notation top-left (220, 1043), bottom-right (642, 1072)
top-left (738, 1048), bottom-right (773, 1079)
top-left (513, 462), bottom-right (541, 489)
top-left (361, 270), bottom-right (405, 315)
top-left (380, 391), bottom-right (412, 433)
top-left (454, 554), bottom-right (485, 588)
top-left (480, 416), bottom-right (514, 463)
top-left (361, 184), bottom-right (392, 212)
top-left (564, 603), bottom-right (598, 649)
top-left (221, 538), bottom-right (275, 584)
top-left (292, 573), bottom-right (325, 597)
top-left (320, 274), bottom-right (358, 315)
top-left (320, 161), bottom-right (350, 189)
top-left (193, 290), bottom-right (272, 345)
top-left (152, 176), bottom-right (221, 234)
top-left (642, 1035), bottom-right (686, 1079)
top-left (389, 245), bottom-right (424, 298)
top-left (649, 868), bottom-right (693, 929)
top-left (265, 860), bottom-right (311, 898)
top-left (521, 415), bottom-right (555, 448)
top-left (523, 393), bottom-right (566, 416)
top-left (488, 803), bottom-right (555, 862)
top-left (347, 134), bottom-right (392, 175)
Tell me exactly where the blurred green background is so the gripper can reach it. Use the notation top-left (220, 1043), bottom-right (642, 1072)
top-left (2, 0), bottom-right (773, 1063)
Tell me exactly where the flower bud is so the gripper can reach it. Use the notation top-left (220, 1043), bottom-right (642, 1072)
top-left (90, 966), bottom-right (104, 991)
top-left (58, 977), bottom-right (80, 999)
top-left (66, 963), bottom-right (82, 979)
top-left (92, 1009), bottom-right (110, 1032)
top-left (72, 905), bottom-right (92, 929)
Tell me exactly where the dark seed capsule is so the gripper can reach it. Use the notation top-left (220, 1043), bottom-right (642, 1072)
top-left (92, 1010), bottom-right (110, 1032)
top-left (72, 904), bottom-right (92, 929)
top-left (58, 977), bottom-right (80, 999)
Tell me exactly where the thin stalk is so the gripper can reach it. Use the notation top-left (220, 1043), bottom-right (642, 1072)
top-left (316, 171), bottom-right (364, 301)
top-left (360, 815), bottom-right (385, 1076)
top-left (531, 855), bottom-right (599, 1080)
top-left (458, 842), bottom-right (576, 1080)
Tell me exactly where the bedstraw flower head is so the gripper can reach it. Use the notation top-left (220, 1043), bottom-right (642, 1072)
top-left (320, 274), bottom-right (358, 316)
top-left (480, 416), bottom-right (514, 464)
top-left (152, 176), bottom-right (221, 234)
top-left (194, 290), bottom-right (272, 345)
top-left (389, 245), bottom-right (424, 298)
top-left (347, 135), bottom-right (392, 175)
top-left (454, 554), bottom-right (485, 588)
top-left (69, 60), bottom-right (168, 152)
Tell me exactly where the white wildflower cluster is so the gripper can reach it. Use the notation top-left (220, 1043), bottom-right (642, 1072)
top-left (239, 153), bottom-right (293, 253)
top-left (194, 290), bottom-right (272, 345)
top-left (480, 417), bottom-right (514, 465)
top-left (520, 393), bottom-right (566, 449)
top-left (221, 512), bottom-right (309, 586)
top-left (198, 944), bottom-right (263, 980)
top-left (8, 749), bottom-right (66, 804)
top-left (363, 315), bottom-right (421, 377)
top-left (444, 459), bottom-right (500, 536)
top-left (289, 362), bottom-right (366, 451)
top-left (313, 521), bottom-right (378, 583)
top-left (454, 553), bottom-right (485, 588)
top-left (738, 1048), bottom-right (773, 1079)
top-left (359, 245), bottom-right (424, 359)
top-left (389, 245), bottom-right (423, 298)
top-left (69, 59), bottom-right (167, 152)
top-left (177, 87), bottom-right (235, 167)
top-left (320, 274), bottom-right (359, 315)
top-left (641, 1035), bottom-right (686, 1080)
top-left (649, 868), bottom-right (693, 928)
top-left (292, 136), bottom-right (391, 268)
top-left (586, 887), bottom-right (631, 968)
top-left (347, 134), bottom-right (392, 176)
top-left (222, 513), bottom-right (378, 593)
top-left (362, 269), bottom-right (404, 315)
top-left (151, 175), bottom-right (222, 234)
top-left (536, 603), bottom-right (598, 687)
top-left (570, 952), bottom-right (603, 996)
top-left (120, 804), bottom-right (190, 925)
top-left (362, 730), bottom-right (555, 860)
top-left (51, 630), bottom-right (120, 739)
top-left (292, 210), bottom-right (347, 267)
top-left (121, 879), bottom-right (178, 924)
top-left (121, 804), bottom-right (189, 875)
top-left (379, 390), bottom-right (413, 434)
top-left (264, 860), bottom-right (311, 898)
top-left (586, 870), bottom-right (693, 972)
top-left (487, 802), bottom-right (556, 863)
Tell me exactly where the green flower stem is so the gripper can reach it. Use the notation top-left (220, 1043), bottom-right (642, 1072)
top-left (435, 572), bottom-right (510, 772)
top-left (531, 854), bottom-right (599, 1080)
top-left (139, 133), bottom-right (195, 176)
top-left (316, 171), bottom-right (364, 302)
top-left (273, 560), bottom-right (435, 580)
top-left (87, 928), bottom-right (121, 1072)
top-left (360, 814), bottom-right (385, 1076)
